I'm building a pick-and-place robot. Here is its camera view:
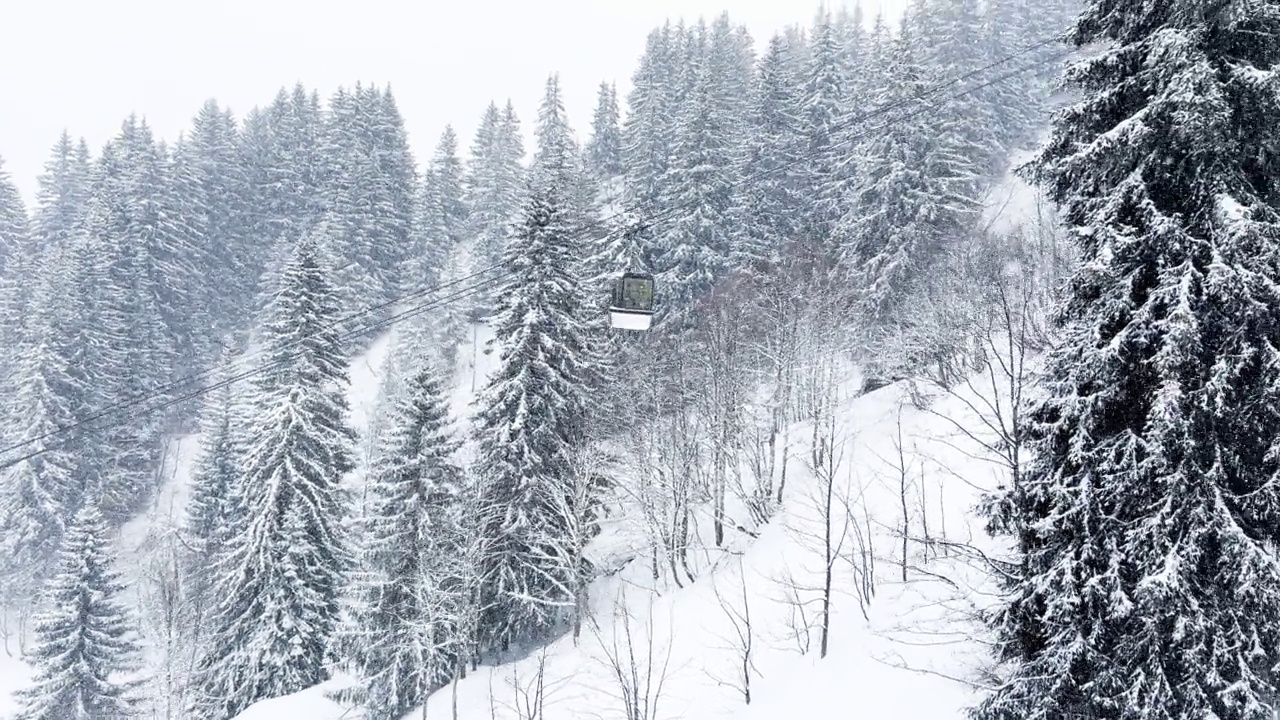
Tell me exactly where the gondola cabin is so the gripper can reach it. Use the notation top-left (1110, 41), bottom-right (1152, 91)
top-left (609, 272), bottom-right (655, 330)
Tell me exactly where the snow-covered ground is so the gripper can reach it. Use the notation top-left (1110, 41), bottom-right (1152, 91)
top-left (0, 205), bottom-right (1043, 720)
top-left (0, 321), bottom-right (1018, 720)
top-left (0, 648), bottom-right (29, 718)
top-left (220, 364), bottom-right (1014, 720)
top-left (981, 143), bottom-right (1049, 239)
top-left (0, 270), bottom-right (1036, 720)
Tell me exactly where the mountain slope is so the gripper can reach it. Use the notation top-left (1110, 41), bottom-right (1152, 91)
top-left (227, 367), bottom-right (1015, 720)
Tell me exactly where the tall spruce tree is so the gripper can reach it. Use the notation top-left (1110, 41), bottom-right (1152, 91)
top-left (0, 155), bottom-right (31, 400)
top-left (243, 84), bottom-right (327, 317)
top-left (838, 24), bottom-right (980, 331)
top-left (653, 34), bottom-right (737, 322)
top-left (0, 155), bottom-right (26, 280)
top-left (463, 103), bottom-right (507, 286)
top-left (30, 133), bottom-right (92, 260)
top-left (982, 0), bottom-right (1045, 153)
top-left (77, 118), bottom-right (190, 521)
top-left (530, 74), bottom-right (585, 205)
top-left (0, 321), bottom-right (81, 604)
top-left (178, 99), bottom-right (254, 337)
top-left (182, 345), bottom-right (248, 617)
top-left (404, 127), bottom-right (471, 368)
top-left (189, 235), bottom-right (355, 719)
top-left (13, 503), bottom-right (140, 720)
top-left (737, 32), bottom-right (807, 269)
top-left (474, 183), bottom-right (591, 650)
top-left (909, 0), bottom-right (999, 174)
top-left (463, 102), bottom-right (525, 318)
top-left (340, 363), bottom-right (466, 720)
top-left (622, 23), bottom-right (679, 219)
top-left (974, 0), bottom-right (1280, 716)
top-left (320, 84), bottom-right (417, 322)
top-left (586, 81), bottom-right (624, 186)
top-left (414, 128), bottom-right (469, 290)
top-left (802, 12), bottom-right (851, 253)
top-left (17, 134), bottom-right (91, 353)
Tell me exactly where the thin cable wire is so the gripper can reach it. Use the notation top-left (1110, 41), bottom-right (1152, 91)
top-left (0, 34), bottom-right (1076, 468)
top-left (0, 262), bottom-right (508, 461)
top-left (0, 271), bottom-right (512, 471)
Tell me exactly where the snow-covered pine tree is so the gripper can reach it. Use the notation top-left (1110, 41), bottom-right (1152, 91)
top-left (583, 81), bottom-right (626, 301)
top-left (428, 126), bottom-right (469, 258)
top-left (653, 32), bottom-right (736, 325)
top-left (0, 155), bottom-right (30, 399)
top-left (671, 20), bottom-right (702, 121)
top-left (1021, 0), bottom-right (1084, 91)
top-left (0, 314), bottom-right (81, 606)
top-left (838, 22), bottom-right (981, 337)
top-left (76, 118), bottom-right (188, 521)
top-left (243, 84), bottom-right (328, 318)
top-left (834, 3), bottom-right (867, 83)
top-left (982, 0), bottom-right (1045, 154)
top-left (372, 84), bottom-right (420, 293)
top-left (973, 0), bottom-right (1280, 716)
top-left (705, 14), bottom-right (757, 270)
top-left (13, 502), bottom-right (140, 720)
top-left (0, 155), bottom-right (26, 280)
top-left (737, 32), bottom-right (807, 270)
top-left (586, 81), bottom-right (624, 188)
top-left (319, 83), bottom-right (416, 324)
top-left (181, 344), bottom-right (248, 627)
top-left (530, 74), bottom-right (585, 203)
top-left (706, 14), bottom-right (756, 166)
top-left (463, 102), bottom-right (526, 318)
top-left (909, 0), bottom-right (1000, 175)
top-left (340, 362), bottom-right (466, 720)
top-left (12, 134), bottom-right (91, 354)
top-left (164, 136), bottom-right (220, 384)
top-left (43, 228), bottom-right (111, 457)
top-left (473, 182), bottom-right (592, 652)
top-left (622, 23), bottom-right (678, 220)
top-left (188, 235), bottom-right (356, 719)
top-left (499, 101), bottom-right (526, 168)
top-left (116, 121), bottom-right (203, 377)
top-left (30, 133), bottom-right (92, 260)
top-left (463, 103), bottom-right (504, 286)
top-left (801, 11), bottom-right (851, 255)
top-left (403, 126), bottom-right (471, 366)
top-left (178, 99), bottom-right (255, 339)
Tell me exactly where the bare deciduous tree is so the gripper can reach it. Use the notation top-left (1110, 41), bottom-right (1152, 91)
top-left (588, 589), bottom-right (675, 720)
top-left (502, 646), bottom-right (570, 720)
top-left (708, 559), bottom-right (759, 705)
top-left (136, 526), bottom-right (186, 718)
top-left (528, 445), bottom-right (609, 643)
top-left (804, 398), bottom-right (851, 657)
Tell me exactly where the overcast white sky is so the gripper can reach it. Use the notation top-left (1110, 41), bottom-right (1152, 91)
top-left (0, 0), bottom-right (898, 208)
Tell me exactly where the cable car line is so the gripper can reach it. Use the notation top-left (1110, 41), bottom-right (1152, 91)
top-left (605, 41), bottom-right (1076, 329)
top-left (0, 34), bottom-right (1075, 469)
top-left (0, 270), bottom-right (514, 471)
top-left (0, 262), bottom-right (509, 463)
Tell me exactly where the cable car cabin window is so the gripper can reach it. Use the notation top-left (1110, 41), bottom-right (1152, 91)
top-left (615, 276), bottom-right (654, 312)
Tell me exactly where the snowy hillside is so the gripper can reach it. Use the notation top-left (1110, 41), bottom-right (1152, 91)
top-left (0, 145), bottom-right (1047, 720)
top-left (0, 321), bottom-right (1021, 720)
top-left (225, 357), bottom-right (1014, 720)
top-left (218, 157), bottom-right (1050, 720)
